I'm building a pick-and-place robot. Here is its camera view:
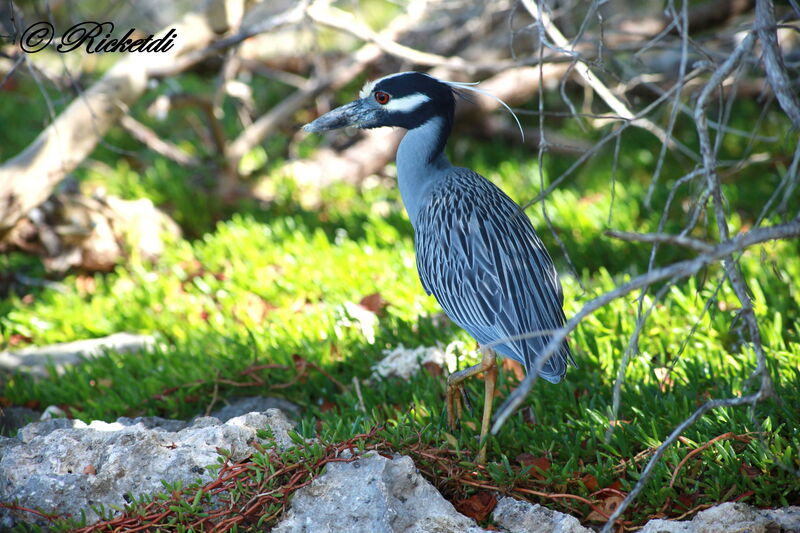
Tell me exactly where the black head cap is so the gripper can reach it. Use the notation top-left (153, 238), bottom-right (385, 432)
top-left (361, 72), bottom-right (456, 131)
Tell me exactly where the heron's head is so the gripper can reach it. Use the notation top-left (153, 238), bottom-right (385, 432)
top-left (303, 72), bottom-right (456, 133)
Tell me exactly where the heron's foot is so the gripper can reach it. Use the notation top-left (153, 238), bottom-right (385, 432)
top-left (444, 348), bottom-right (498, 466)
top-left (476, 357), bottom-right (498, 465)
top-left (476, 445), bottom-right (488, 465)
top-left (446, 378), bottom-right (465, 430)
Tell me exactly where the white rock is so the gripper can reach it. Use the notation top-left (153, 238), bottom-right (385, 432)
top-left (0, 332), bottom-right (156, 376)
top-left (492, 497), bottom-right (592, 533)
top-left (371, 341), bottom-right (468, 380)
top-left (273, 452), bottom-right (487, 533)
top-left (639, 501), bottom-right (800, 533)
top-left (0, 408), bottom-right (294, 529)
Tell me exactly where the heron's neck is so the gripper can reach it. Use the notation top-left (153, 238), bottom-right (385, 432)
top-left (396, 117), bottom-right (452, 226)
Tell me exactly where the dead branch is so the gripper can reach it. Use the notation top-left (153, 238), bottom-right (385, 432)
top-left (145, 1), bottom-right (305, 79)
top-left (119, 115), bottom-right (199, 167)
top-left (521, 70), bottom-right (704, 213)
top-left (755, 0), bottom-right (800, 129)
top-left (611, 0), bottom-right (755, 45)
top-left (692, 26), bottom-right (774, 449)
top-left (602, 395), bottom-right (762, 530)
top-left (605, 230), bottom-right (714, 253)
top-left (0, 0), bottom-right (239, 237)
top-left (304, 2), bottom-right (514, 75)
top-left (284, 0), bottom-right (762, 196)
top-left (679, 0), bottom-right (755, 34)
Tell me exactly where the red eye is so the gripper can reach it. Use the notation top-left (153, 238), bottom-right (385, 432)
top-left (374, 91), bottom-right (391, 105)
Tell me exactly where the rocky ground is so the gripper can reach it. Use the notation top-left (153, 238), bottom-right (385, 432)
top-left (1, 398), bottom-right (799, 532)
top-left (1, 337), bottom-right (798, 531)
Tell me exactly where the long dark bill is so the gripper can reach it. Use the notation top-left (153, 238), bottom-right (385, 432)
top-left (303, 99), bottom-right (370, 133)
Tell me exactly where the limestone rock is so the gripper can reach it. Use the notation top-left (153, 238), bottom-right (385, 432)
top-left (273, 452), bottom-right (487, 533)
top-left (0, 408), bottom-right (294, 529)
top-left (492, 496), bottom-right (592, 533)
top-left (639, 501), bottom-right (800, 533)
top-left (370, 341), bottom-right (465, 381)
top-left (2, 403), bottom-right (797, 533)
top-left (0, 332), bottom-right (156, 376)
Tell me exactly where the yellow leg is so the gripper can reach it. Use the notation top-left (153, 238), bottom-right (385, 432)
top-left (446, 347), bottom-right (497, 464)
top-left (476, 353), bottom-right (498, 465)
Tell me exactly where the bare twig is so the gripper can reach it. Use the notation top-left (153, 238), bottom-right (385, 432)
top-left (491, 218), bottom-right (800, 529)
top-left (755, 0), bottom-right (800, 129)
top-left (600, 29), bottom-right (777, 531)
top-left (119, 115), bottom-right (200, 167)
top-left (777, 141), bottom-right (800, 216)
top-left (520, 69), bottom-right (704, 212)
top-left (145, 1), bottom-right (307, 79)
top-left (352, 377), bottom-right (367, 414)
top-left (520, 0), bottom-right (674, 146)
top-left (0, 0), bottom-right (232, 236)
top-left (644, 0), bottom-right (690, 208)
top-left (602, 396), bottom-right (761, 530)
top-left (605, 230), bottom-right (714, 253)
top-left (693, 28), bottom-right (773, 387)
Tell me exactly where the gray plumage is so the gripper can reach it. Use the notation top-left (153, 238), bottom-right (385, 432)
top-left (414, 166), bottom-right (573, 382)
top-left (304, 71), bottom-right (574, 384)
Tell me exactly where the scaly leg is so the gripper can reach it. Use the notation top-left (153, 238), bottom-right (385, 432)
top-left (446, 347), bottom-right (497, 464)
top-left (476, 350), bottom-right (498, 464)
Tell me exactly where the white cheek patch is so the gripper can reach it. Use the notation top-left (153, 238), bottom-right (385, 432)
top-left (383, 93), bottom-right (431, 113)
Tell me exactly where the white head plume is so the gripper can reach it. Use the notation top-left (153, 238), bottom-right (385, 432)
top-left (437, 77), bottom-right (525, 142)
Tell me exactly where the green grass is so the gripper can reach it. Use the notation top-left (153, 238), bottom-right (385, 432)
top-left (1, 70), bottom-right (799, 530)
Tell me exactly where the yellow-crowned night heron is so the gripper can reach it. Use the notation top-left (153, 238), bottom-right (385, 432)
top-left (304, 71), bottom-right (574, 463)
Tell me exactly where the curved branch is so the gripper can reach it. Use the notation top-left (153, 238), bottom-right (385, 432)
top-left (755, 0), bottom-right (800, 129)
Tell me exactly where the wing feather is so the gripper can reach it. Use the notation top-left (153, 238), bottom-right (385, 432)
top-left (415, 168), bottom-right (574, 382)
